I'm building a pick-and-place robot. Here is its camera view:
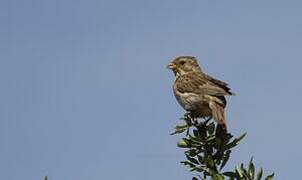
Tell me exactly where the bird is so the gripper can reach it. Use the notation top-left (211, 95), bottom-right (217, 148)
top-left (167, 56), bottom-right (234, 130)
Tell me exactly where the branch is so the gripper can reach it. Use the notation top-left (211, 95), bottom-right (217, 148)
top-left (171, 114), bottom-right (274, 180)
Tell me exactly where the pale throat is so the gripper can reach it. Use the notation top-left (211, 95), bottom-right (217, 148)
top-left (174, 68), bottom-right (190, 79)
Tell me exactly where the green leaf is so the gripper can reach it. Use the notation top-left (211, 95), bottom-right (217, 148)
top-left (204, 155), bottom-right (215, 169)
top-left (170, 124), bottom-right (189, 135)
top-left (190, 167), bottom-right (203, 172)
top-left (188, 135), bottom-right (205, 145)
top-left (220, 150), bottom-right (231, 170)
top-left (242, 168), bottom-right (250, 179)
top-left (185, 149), bottom-right (198, 157)
top-left (193, 129), bottom-right (199, 137)
top-left (221, 133), bottom-right (233, 146)
top-left (206, 134), bottom-right (216, 142)
top-left (197, 155), bottom-right (204, 164)
top-left (248, 157), bottom-right (255, 179)
top-left (207, 122), bottom-right (215, 134)
top-left (256, 168), bottom-right (263, 180)
top-left (240, 163), bottom-right (252, 179)
top-left (186, 155), bottom-right (199, 165)
top-left (265, 173), bottom-right (274, 180)
top-left (223, 171), bottom-right (238, 178)
top-left (225, 133), bottom-right (247, 150)
top-left (192, 177), bottom-right (198, 180)
top-left (236, 165), bottom-right (244, 178)
top-left (180, 161), bottom-right (196, 168)
top-left (177, 139), bottom-right (189, 148)
top-left (213, 173), bottom-right (224, 180)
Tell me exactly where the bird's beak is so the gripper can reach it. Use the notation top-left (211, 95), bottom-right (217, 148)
top-left (167, 63), bottom-right (177, 70)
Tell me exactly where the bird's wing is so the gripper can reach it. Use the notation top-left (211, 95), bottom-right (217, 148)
top-left (176, 72), bottom-right (230, 96)
top-left (202, 73), bottom-right (234, 95)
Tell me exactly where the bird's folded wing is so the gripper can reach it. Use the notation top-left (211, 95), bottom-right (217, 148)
top-left (176, 73), bottom-right (229, 96)
top-left (203, 73), bottom-right (228, 86)
top-left (202, 73), bottom-right (234, 95)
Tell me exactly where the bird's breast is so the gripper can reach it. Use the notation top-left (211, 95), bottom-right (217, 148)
top-left (173, 87), bottom-right (207, 110)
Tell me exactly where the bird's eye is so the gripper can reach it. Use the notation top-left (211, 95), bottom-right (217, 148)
top-left (179, 61), bottom-right (186, 65)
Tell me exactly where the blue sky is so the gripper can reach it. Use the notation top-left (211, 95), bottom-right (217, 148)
top-left (1, 0), bottom-right (302, 179)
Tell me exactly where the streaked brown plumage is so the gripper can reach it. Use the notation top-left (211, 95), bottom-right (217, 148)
top-left (167, 56), bottom-right (234, 129)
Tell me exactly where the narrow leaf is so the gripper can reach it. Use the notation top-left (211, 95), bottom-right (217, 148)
top-left (225, 133), bottom-right (247, 150)
top-left (185, 149), bottom-right (198, 157)
top-left (248, 157), bottom-right (255, 179)
top-left (213, 173), bottom-right (224, 180)
top-left (256, 168), bottom-right (263, 180)
top-left (177, 139), bottom-right (189, 148)
top-left (204, 155), bottom-right (215, 168)
top-left (207, 122), bottom-right (215, 134)
top-left (265, 173), bottom-right (274, 180)
top-left (170, 124), bottom-right (189, 135)
top-left (186, 155), bottom-right (199, 165)
top-left (223, 171), bottom-right (238, 178)
top-left (220, 150), bottom-right (231, 170)
top-left (197, 155), bottom-right (204, 164)
top-left (180, 161), bottom-right (196, 168)
top-left (236, 166), bottom-right (243, 178)
top-left (206, 134), bottom-right (216, 142)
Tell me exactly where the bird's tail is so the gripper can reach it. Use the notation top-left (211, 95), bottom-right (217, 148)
top-left (209, 102), bottom-right (227, 130)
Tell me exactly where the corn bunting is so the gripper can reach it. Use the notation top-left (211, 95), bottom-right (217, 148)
top-left (167, 56), bottom-right (234, 130)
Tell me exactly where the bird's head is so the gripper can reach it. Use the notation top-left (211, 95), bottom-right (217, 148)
top-left (167, 56), bottom-right (202, 76)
